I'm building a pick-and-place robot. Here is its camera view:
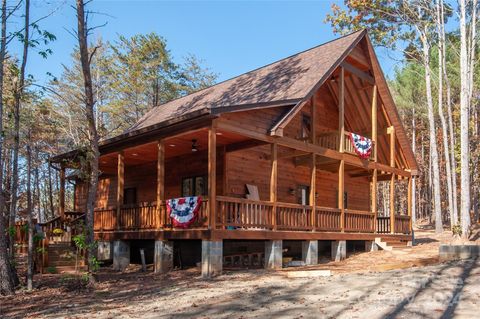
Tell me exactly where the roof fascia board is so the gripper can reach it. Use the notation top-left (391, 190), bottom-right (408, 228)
top-left (364, 35), bottom-right (419, 173)
top-left (269, 30), bottom-right (367, 136)
top-left (210, 99), bottom-right (300, 115)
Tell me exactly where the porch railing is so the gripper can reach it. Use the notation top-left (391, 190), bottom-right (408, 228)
top-left (276, 202), bottom-right (313, 231)
top-left (376, 215), bottom-right (410, 234)
top-left (316, 131), bottom-right (375, 161)
top-left (216, 196), bottom-right (274, 230)
top-left (91, 196), bottom-right (410, 234)
top-left (344, 209), bottom-right (375, 233)
top-left (315, 207), bottom-right (342, 231)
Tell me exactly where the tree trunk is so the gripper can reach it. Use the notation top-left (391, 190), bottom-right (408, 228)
top-left (76, 0), bottom-right (100, 278)
top-left (459, 0), bottom-right (471, 237)
top-left (421, 31), bottom-right (443, 233)
top-left (10, 0), bottom-right (31, 264)
top-left (436, 0), bottom-right (454, 229)
top-left (0, 0), bottom-right (15, 296)
top-left (411, 106), bottom-right (416, 225)
top-left (26, 131), bottom-right (33, 291)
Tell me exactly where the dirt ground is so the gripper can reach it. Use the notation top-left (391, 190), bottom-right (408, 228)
top-left (1, 228), bottom-right (479, 319)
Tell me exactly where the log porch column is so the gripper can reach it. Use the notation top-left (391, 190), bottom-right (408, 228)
top-left (310, 95), bottom-right (317, 229)
top-left (156, 140), bottom-right (165, 228)
top-left (388, 126), bottom-right (395, 234)
top-left (270, 143), bottom-right (277, 230)
top-left (371, 85), bottom-right (378, 232)
top-left (208, 123), bottom-right (217, 229)
top-left (338, 67), bottom-right (345, 232)
top-left (59, 164), bottom-right (66, 218)
top-left (116, 151), bottom-right (125, 230)
top-left (408, 176), bottom-right (413, 233)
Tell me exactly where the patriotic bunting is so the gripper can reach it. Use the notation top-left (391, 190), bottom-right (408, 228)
top-left (349, 132), bottom-right (372, 160)
top-left (167, 196), bottom-right (202, 228)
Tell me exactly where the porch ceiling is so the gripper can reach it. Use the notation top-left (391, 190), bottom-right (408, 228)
top-left (98, 128), bottom-right (250, 173)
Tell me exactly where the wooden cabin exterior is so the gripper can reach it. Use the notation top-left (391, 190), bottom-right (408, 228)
top-left (51, 30), bottom-right (417, 276)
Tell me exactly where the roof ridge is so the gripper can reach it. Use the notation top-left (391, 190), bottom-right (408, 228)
top-left (131, 30), bottom-right (366, 129)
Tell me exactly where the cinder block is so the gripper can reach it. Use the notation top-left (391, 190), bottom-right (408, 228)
top-left (265, 240), bottom-right (283, 269)
top-left (331, 240), bottom-right (346, 262)
top-left (113, 240), bottom-right (130, 271)
top-left (97, 241), bottom-right (113, 261)
top-left (202, 240), bottom-right (223, 278)
top-left (365, 240), bottom-right (378, 252)
top-left (154, 240), bottom-right (173, 274)
top-left (302, 240), bottom-right (318, 265)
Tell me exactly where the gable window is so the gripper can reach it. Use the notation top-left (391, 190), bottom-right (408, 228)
top-left (182, 175), bottom-right (207, 197)
top-left (301, 113), bottom-right (311, 140)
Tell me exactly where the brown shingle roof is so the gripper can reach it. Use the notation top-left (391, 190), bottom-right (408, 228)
top-left (127, 30), bottom-right (365, 132)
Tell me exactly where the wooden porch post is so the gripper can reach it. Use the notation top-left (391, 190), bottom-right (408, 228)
top-left (156, 140), bottom-right (165, 228)
top-left (310, 95), bottom-right (317, 230)
top-left (371, 85), bottom-right (378, 232)
top-left (310, 153), bottom-right (316, 230)
top-left (59, 164), bottom-right (65, 218)
top-left (270, 143), bottom-right (277, 230)
top-left (116, 151), bottom-right (124, 230)
top-left (338, 67), bottom-right (345, 232)
top-left (208, 123), bottom-right (217, 230)
top-left (388, 126), bottom-right (395, 234)
top-left (408, 176), bottom-right (413, 233)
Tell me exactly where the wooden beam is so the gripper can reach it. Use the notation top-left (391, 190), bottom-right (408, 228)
top-left (270, 143), bottom-right (278, 230)
top-left (408, 176), bottom-right (412, 232)
top-left (339, 67), bottom-right (345, 153)
top-left (225, 139), bottom-right (268, 153)
top-left (217, 121), bottom-right (412, 177)
top-left (341, 61), bottom-right (375, 84)
top-left (208, 123), bottom-right (217, 230)
top-left (156, 141), bottom-right (165, 227)
top-left (372, 85), bottom-right (378, 162)
top-left (390, 173), bottom-right (395, 234)
top-left (338, 160), bottom-right (345, 232)
top-left (389, 125), bottom-right (395, 234)
top-left (311, 96), bottom-right (316, 144)
top-left (59, 164), bottom-right (65, 218)
top-left (372, 169), bottom-right (377, 233)
top-left (310, 153), bottom-right (316, 230)
top-left (116, 151), bottom-right (124, 230)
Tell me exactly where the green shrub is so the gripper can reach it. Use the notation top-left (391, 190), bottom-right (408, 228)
top-left (452, 224), bottom-right (462, 236)
top-left (46, 266), bottom-right (57, 274)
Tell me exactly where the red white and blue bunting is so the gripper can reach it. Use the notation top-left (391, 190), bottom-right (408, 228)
top-left (349, 132), bottom-right (372, 160)
top-left (167, 196), bottom-right (202, 228)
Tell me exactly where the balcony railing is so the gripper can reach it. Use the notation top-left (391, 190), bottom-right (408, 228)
top-left (316, 131), bottom-right (375, 161)
top-left (92, 196), bottom-right (410, 235)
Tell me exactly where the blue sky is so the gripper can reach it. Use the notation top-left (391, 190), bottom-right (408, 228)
top-left (18, 1), bottom-right (401, 86)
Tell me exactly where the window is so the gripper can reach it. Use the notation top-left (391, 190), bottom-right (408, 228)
top-left (298, 185), bottom-right (310, 205)
top-left (301, 113), bottom-right (311, 140)
top-left (123, 188), bottom-right (137, 205)
top-left (182, 176), bottom-right (207, 197)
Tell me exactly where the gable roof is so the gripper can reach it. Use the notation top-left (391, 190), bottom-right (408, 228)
top-left (127, 30), bottom-right (366, 132)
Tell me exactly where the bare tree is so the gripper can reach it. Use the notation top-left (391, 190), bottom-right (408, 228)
top-left (0, 0), bottom-right (15, 296)
top-left (459, 0), bottom-right (477, 237)
top-left (76, 0), bottom-right (100, 278)
top-left (436, 0), bottom-right (454, 228)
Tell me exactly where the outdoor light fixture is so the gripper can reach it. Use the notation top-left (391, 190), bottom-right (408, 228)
top-left (191, 139), bottom-right (198, 152)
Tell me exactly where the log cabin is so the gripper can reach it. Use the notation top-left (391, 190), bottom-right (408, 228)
top-left (49, 30), bottom-right (417, 276)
